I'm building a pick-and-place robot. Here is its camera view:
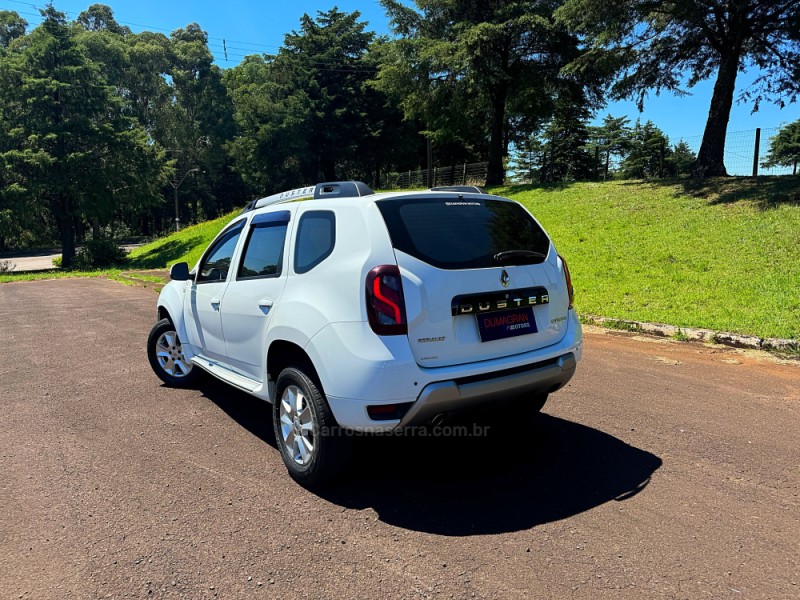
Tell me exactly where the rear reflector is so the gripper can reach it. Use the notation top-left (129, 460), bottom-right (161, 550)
top-left (367, 403), bottom-right (413, 421)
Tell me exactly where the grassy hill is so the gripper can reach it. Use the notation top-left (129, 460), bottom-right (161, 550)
top-left (128, 211), bottom-right (241, 270)
top-left (118, 177), bottom-right (800, 339)
top-left (497, 177), bottom-right (799, 340)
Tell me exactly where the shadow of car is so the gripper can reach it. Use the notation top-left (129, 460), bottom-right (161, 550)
top-left (195, 377), bottom-right (662, 536)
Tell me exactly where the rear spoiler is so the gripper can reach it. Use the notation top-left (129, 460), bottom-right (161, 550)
top-left (430, 185), bottom-right (486, 194)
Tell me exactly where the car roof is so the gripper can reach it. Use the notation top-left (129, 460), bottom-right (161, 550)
top-left (246, 189), bottom-right (514, 217)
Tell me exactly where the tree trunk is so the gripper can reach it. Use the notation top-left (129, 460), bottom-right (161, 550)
top-left (55, 193), bottom-right (75, 268)
top-left (486, 86), bottom-right (508, 186)
top-left (695, 49), bottom-right (741, 177)
top-left (58, 218), bottom-right (75, 268)
top-left (322, 154), bottom-right (336, 182)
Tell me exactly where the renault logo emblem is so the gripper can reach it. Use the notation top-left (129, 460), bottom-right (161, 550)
top-left (500, 269), bottom-right (510, 287)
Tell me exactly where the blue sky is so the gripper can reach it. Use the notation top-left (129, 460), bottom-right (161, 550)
top-left (5, 0), bottom-right (799, 150)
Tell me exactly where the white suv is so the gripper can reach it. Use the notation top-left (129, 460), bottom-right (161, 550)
top-left (147, 182), bottom-right (582, 485)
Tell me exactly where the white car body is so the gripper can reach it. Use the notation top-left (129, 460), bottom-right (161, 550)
top-left (154, 184), bottom-right (582, 432)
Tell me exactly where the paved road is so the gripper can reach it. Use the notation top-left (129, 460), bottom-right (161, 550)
top-left (1, 279), bottom-right (797, 599)
top-left (0, 245), bottom-right (142, 271)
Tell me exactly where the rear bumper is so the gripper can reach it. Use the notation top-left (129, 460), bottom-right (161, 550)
top-left (397, 352), bottom-right (576, 428)
top-left (318, 310), bottom-right (582, 431)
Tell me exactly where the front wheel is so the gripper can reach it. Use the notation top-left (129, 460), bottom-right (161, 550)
top-left (147, 318), bottom-right (201, 387)
top-left (273, 366), bottom-right (352, 487)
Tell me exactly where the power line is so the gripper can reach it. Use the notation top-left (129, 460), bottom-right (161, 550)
top-left (3, 0), bottom-right (287, 52)
top-left (1, 2), bottom-right (381, 72)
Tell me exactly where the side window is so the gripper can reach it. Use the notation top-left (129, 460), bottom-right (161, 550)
top-left (238, 218), bottom-right (289, 280)
top-left (294, 211), bottom-right (335, 274)
top-left (197, 222), bottom-right (244, 283)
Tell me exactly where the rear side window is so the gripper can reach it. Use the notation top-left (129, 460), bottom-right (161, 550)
top-left (377, 198), bottom-right (550, 270)
top-left (237, 211), bottom-right (290, 280)
top-left (294, 211), bottom-right (335, 274)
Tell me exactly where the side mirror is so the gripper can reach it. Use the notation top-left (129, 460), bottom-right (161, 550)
top-left (169, 262), bottom-right (191, 281)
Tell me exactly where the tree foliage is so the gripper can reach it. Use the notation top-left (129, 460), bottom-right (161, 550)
top-left (1, 2), bottom-right (797, 261)
top-left (539, 99), bottom-right (595, 182)
top-left (557, 0), bottom-right (800, 177)
top-left (590, 114), bottom-right (631, 179)
top-left (0, 10), bottom-right (27, 48)
top-left (0, 6), bottom-right (165, 265)
top-left (377, 0), bottom-right (600, 185)
top-left (226, 9), bottom-right (416, 192)
top-left (762, 120), bottom-right (800, 175)
top-left (621, 120), bottom-right (671, 179)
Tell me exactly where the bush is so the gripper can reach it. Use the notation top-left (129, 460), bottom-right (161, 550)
top-left (72, 238), bottom-right (127, 269)
top-left (52, 256), bottom-right (62, 268)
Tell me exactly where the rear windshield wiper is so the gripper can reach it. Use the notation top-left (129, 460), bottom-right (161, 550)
top-left (493, 249), bottom-right (547, 265)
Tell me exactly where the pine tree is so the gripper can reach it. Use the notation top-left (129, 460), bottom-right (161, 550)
top-left (762, 121), bottom-right (800, 175)
top-left (0, 7), bottom-right (164, 266)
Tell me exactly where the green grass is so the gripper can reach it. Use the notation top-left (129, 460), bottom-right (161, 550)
top-left (126, 210), bottom-right (240, 269)
top-left (3, 178), bottom-right (799, 340)
top-left (494, 176), bottom-right (800, 339)
top-left (0, 268), bottom-right (121, 284)
top-left (125, 273), bottom-right (168, 284)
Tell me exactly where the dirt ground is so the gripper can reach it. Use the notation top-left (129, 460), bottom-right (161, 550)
top-left (0, 278), bottom-right (797, 599)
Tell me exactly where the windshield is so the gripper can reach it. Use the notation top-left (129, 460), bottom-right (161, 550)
top-left (376, 197), bottom-right (551, 270)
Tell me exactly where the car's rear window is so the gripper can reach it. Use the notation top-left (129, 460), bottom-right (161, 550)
top-left (376, 197), bottom-right (550, 269)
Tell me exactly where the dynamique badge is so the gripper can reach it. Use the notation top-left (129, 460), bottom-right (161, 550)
top-left (500, 269), bottom-right (510, 287)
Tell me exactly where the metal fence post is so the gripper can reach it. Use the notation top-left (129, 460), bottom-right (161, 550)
top-left (752, 128), bottom-right (761, 177)
top-left (462, 163), bottom-right (467, 185)
top-left (426, 139), bottom-right (433, 188)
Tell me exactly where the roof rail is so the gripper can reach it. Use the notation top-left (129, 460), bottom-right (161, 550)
top-left (242, 181), bottom-right (374, 213)
top-left (430, 185), bottom-right (486, 194)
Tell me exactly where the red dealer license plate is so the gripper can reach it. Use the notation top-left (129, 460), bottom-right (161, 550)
top-left (476, 307), bottom-right (537, 342)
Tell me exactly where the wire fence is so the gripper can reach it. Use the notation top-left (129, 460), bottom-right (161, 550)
top-left (387, 127), bottom-right (792, 188)
top-left (675, 127), bottom-right (792, 176)
top-left (386, 162), bottom-right (489, 189)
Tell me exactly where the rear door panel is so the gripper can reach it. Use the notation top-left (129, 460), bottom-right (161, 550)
top-left (398, 251), bottom-right (570, 368)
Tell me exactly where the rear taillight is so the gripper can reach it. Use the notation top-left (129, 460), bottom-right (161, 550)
top-left (365, 265), bottom-right (408, 336)
top-left (560, 254), bottom-right (574, 310)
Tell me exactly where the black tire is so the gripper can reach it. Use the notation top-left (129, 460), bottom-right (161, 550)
top-left (273, 366), bottom-right (352, 487)
top-left (514, 392), bottom-right (548, 416)
top-left (147, 318), bottom-right (201, 387)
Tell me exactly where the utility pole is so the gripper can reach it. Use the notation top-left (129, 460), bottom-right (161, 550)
top-left (169, 168), bottom-right (200, 231)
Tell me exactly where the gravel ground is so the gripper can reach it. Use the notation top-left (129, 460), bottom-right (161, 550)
top-left (0, 278), bottom-right (797, 599)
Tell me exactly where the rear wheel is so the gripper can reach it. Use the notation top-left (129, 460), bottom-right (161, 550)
top-left (273, 366), bottom-right (352, 487)
top-left (147, 318), bottom-right (201, 387)
top-left (517, 392), bottom-right (548, 415)
top-left (515, 394), bottom-right (547, 416)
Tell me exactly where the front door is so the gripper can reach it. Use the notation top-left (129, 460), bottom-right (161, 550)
top-left (185, 221), bottom-right (245, 363)
top-left (221, 211), bottom-right (291, 381)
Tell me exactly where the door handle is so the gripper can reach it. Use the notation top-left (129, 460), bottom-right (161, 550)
top-left (210, 298), bottom-right (221, 310)
top-left (258, 298), bottom-right (273, 314)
